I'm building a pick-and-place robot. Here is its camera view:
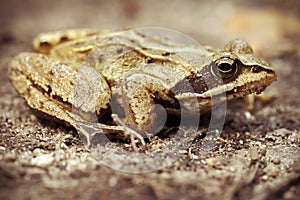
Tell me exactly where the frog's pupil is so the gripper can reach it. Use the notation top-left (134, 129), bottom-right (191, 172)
top-left (217, 63), bottom-right (232, 72)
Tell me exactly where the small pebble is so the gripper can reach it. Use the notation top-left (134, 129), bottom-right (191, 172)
top-left (249, 146), bottom-right (260, 161)
top-left (3, 152), bottom-right (17, 162)
top-left (271, 158), bottom-right (281, 165)
top-left (108, 176), bottom-right (118, 187)
top-left (261, 175), bottom-right (268, 181)
top-left (178, 150), bottom-right (187, 154)
top-left (31, 154), bottom-right (54, 168)
top-left (245, 111), bottom-right (252, 120)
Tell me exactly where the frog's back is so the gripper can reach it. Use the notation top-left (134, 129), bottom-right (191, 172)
top-left (92, 30), bottom-right (203, 87)
top-left (50, 30), bottom-right (206, 87)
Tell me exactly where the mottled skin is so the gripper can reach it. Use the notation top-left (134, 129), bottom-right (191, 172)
top-left (8, 29), bottom-right (277, 146)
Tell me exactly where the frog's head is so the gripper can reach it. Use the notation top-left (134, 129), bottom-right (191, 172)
top-left (209, 39), bottom-right (277, 98)
top-left (175, 39), bottom-right (277, 107)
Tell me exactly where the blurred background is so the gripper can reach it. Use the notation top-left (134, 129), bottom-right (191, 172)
top-left (1, 0), bottom-right (299, 52)
top-left (1, 1), bottom-right (299, 199)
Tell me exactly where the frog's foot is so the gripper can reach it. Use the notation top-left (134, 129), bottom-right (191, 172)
top-left (111, 114), bottom-right (146, 151)
top-left (244, 94), bottom-right (275, 114)
top-left (70, 113), bottom-right (125, 148)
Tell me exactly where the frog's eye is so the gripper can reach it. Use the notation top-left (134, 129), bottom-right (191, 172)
top-left (210, 58), bottom-right (238, 80)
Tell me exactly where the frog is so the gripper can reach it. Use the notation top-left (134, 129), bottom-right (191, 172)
top-left (8, 29), bottom-right (277, 149)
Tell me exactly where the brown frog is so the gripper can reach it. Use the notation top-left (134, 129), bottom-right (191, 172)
top-left (8, 29), bottom-right (277, 148)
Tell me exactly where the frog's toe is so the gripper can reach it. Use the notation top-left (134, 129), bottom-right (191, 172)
top-left (111, 114), bottom-right (146, 151)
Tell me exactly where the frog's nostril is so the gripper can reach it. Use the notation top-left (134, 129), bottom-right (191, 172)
top-left (250, 66), bottom-right (262, 73)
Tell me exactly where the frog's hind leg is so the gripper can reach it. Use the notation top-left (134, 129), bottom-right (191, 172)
top-left (8, 52), bottom-right (118, 147)
top-left (32, 29), bottom-right (103, 54)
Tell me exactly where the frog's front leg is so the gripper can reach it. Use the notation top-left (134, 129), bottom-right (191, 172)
top-left (119, 73), bottom-right (175, 139)
top-left (244, 94), bottom-right (274, 114)
top-left (8, 52), bottom-right (120, 146)
top-left (32, 29), bottom-right (101, 54)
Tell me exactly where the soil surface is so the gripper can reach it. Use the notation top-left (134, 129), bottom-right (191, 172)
top-left (0, 0), bottom-right (299, 200)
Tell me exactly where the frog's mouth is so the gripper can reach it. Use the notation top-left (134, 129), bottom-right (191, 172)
top-left (226, 80), bottom-right (268, 99)
top-left (227, 70), bottom-right (277, 99)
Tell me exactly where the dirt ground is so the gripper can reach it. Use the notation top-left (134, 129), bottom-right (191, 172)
top-left (0, 0), bottom-right (299, 199)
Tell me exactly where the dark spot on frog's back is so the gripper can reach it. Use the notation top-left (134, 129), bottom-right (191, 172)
top-left (162, 52), bottom-right (171, 56)
top-left (98, 54), bottom-right (105, 63)
top-left (59, 35), bottom-right (69, 43)
top-left (146, 57), bottom-right (154, 64)
top-left (116, 48), bottom-right (123, 54)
